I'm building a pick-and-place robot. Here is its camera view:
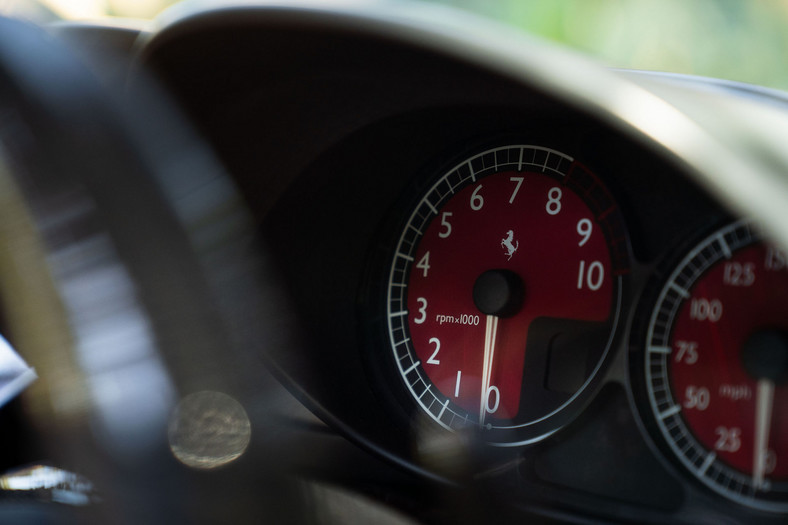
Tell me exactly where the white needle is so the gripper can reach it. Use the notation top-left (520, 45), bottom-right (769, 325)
top-left (479, 314), bottom-right (499, 426)
top-left (753, 378), bottom-right (775, 489)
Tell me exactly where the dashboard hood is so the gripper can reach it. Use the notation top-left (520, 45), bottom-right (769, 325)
top-left (142, 1), bottom-right (788, 248)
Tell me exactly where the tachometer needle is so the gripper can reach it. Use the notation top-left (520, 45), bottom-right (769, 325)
top-left (753, 378), bottom-right (775, 490)
top-left (479, 314), bottom-right (499, 426)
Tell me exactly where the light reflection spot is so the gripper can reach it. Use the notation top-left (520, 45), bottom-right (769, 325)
top-left (168, 391), bottom-right (251, 470)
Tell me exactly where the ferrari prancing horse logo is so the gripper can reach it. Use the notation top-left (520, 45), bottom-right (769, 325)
top-left (501, 230), bottom-right (518, 260)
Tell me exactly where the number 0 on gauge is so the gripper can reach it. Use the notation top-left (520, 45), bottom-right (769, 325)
top-left (386, 145), bottom-right (629, 445)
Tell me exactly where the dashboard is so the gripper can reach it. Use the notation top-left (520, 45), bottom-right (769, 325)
top-left (2, 2), bottom-right (788, 524)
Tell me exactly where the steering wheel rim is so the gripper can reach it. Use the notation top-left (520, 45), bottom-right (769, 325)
top-left (0, 16), bottom-right (307, 523)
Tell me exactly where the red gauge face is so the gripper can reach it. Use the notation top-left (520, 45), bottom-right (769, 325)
top-left (646, 221), bottom-right (788, 511)
top-left (387, 145), bottom-right (629, 445)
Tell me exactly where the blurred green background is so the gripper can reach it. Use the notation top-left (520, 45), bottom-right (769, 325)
top-left (431, 0), bottom-right (788, 91)
top-left (5, 0), bottom-right (788, 91)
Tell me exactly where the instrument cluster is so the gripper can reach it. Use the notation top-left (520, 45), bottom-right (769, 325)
top-left (366, 138), bottom-right (787, 513)
top-left (135, 6), bottom-right (788, 522)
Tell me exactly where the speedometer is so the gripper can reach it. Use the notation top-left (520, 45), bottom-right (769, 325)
top-left (386, 144), bottom-right (629, 445)
top-left (643, 220), bottom-right (788, 511)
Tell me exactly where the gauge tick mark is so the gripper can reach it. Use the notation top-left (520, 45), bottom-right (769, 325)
top-left (403, 360), bottom-right (421, 375)
top-left (669, 282), bottom-right (690, 299)
top-left (659, 404), bottom-right (682, 420)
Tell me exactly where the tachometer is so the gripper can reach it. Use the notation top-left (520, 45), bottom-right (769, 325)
top-left (386, 144), bottom-right (629, 445)
top-left (644, 220), bottom-right (788, 511)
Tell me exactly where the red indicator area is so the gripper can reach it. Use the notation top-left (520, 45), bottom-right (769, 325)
top-left (671, 243), bottom-right (788, 479)
top-left (407, 171), bottom-right (612, 422)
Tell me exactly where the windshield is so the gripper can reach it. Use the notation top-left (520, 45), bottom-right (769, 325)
top-left (3, 1), bottom-right (788, 93)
